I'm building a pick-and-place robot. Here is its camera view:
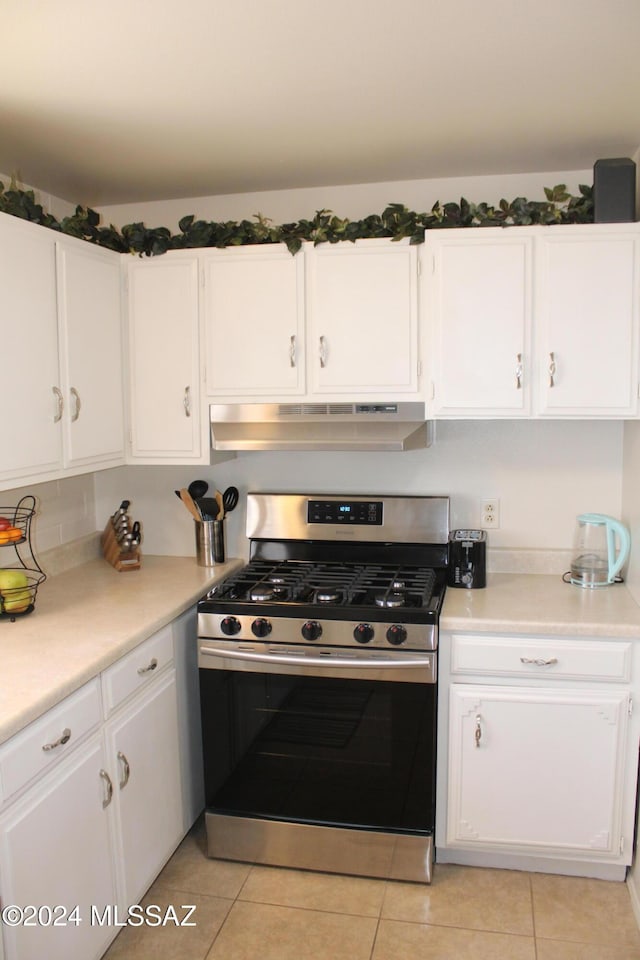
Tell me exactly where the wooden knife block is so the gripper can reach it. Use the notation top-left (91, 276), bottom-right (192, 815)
top-left (101, 520), bottom-right (141, 572)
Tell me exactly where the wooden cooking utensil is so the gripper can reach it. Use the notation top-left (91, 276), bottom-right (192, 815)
top-left (179, 488), bottom-right (203, 521)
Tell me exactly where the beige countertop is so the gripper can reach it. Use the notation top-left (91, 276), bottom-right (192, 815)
top-left (3, 562), bottom-right (640, 750)
top-left (442, 572), bottom-right (640, 637)
top-left (0, 555), bottom-right (242, 746)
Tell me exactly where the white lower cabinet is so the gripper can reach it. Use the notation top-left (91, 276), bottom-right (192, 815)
top-left (104, 670), bottom-right (182, 906)
top-left (437, 632), bottom-right (640, 879)
top-left (447, 684), bottom-right (628, 853)
top-left (0, 736), bottom-right (117, 960)
top-left (0, 618), bottom-right (197, 960)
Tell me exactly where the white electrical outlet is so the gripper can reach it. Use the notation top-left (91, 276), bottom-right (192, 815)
top-left (481, 498), bottom-right (500, 529)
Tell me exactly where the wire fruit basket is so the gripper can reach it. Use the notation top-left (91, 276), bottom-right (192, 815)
top-left (0, 495), bottom-right (46, 621)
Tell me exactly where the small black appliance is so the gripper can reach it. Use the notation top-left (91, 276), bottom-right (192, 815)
top-left (448, 529), bottom-right (487, 589)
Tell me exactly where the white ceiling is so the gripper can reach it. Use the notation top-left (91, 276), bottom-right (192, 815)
top-left (1, 0), bottom-right (639, 207)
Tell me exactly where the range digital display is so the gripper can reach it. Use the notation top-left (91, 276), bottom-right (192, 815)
top-left (307, 500), bottom-right (383, 525)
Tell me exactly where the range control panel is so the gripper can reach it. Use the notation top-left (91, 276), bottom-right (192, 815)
top-left (307, 499), bottom-right (383, 525)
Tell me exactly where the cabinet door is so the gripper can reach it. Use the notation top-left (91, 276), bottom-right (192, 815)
top-left (429, 233), bottom-right (532, 415)
top-left (172, 608), bottom-right (205, 832)
top-left (447, 684), bottom-right (629, 855)
top-left (536, 231), bottom-right (639, 416)
top-left (0, 214), bottom-right (62, 484)
top-left (56, 240), bottom-right (125, 469)
top-left (306, 241), bottom-right (419, 395)
top-left (204, 245), bottom-right (305, 397)
top-left (0, 737), bottom-right (117, 960)
top-left (127, 255), bottom-right (202, 459)
top-left (104, 669), bottom-right (182, 905)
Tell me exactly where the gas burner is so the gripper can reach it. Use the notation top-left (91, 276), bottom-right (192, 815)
top-left (315, 588), bottom-right (341, 604)
top-left (250, 586), bottom-right (276, 602)
top-left (375, 591), bottom-right (407, 608)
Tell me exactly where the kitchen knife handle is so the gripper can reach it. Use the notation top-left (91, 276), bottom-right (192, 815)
top-left (183, 385), bottom-right (191, 418)
top-left (117, 751), bottom-right (130, 790)
top-left (52, 386), bottom-right (64, 423)
top-left (319, 335), bottom-right (327, 368)
top-left (515, 353), bottom-right (523, 390)
top-left (70, 387), bottom-right (81, 422)
top-left (548, 352), bottom-right (556, 387)
top-left (289, 334), bottom-right (296, 367)
top-left (100, 769), bottom-right (114, 809)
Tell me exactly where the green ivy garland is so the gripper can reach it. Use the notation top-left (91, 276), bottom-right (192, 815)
top-left (0, 178), bottom-right (593, 257)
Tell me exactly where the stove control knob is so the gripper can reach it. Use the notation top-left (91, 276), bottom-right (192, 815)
top-left (302, 620), bottom-right (323, 641)
top-left (386, 624), bottom-right (407, 646)
top-left (251, 617), bottom-right (272, 638)
top-left (220, 616), bottom-right (241, 636)
top-left (354, 623), bottom-right (374, 644)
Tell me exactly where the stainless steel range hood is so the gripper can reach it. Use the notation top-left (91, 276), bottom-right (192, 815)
top-left (210, 403), bottom-right (432, 452)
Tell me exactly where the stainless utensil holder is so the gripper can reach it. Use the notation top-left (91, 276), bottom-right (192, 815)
top-left (195, 519), bottom-right (225, 565)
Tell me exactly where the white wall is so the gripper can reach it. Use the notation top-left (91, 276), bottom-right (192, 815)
top-left (97, 169), bottom-right (593, 233)
top-left (90, 419), bottom-right (623, 563)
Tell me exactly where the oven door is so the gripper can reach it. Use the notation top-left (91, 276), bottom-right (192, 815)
top-left (198, 640), bottom-right (437, 882)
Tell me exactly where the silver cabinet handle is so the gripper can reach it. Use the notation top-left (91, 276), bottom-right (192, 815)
top-left (515, 353), bottom-right (523, 390)
top-left (42, 727), bottom-right (71, 752)
top-left (183, 386), bottom-right (191, 418)
top-left (319, 335), bottom-right (327, 368)
top-left (100, 769), bottom-right (113, 808)
top-left (52, 386), bottom-right (64, 423)
top-left (137, 657), bottom-right (158, 676)
top-left (475, 715), bottom-right (482, 748)
top-left (117, 751), bottom-right (130, 790)
top-left (520, 656), bottom-right (559, 666)
top-left (548, 351), bottom-right (557, 387)
top-left (289, 334), bottom-right (297, 368)
top-left (70, 387), bottom-right (81, 422)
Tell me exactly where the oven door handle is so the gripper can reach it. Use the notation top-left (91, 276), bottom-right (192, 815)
top-left (199, 645), bottom-right (435, 674)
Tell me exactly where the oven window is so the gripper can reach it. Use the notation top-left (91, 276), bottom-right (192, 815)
top-left (200, 669), bottom-right (436, 834)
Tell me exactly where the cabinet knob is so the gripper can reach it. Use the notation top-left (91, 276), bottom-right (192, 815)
top-left (52, 386), bottom-right (64, 423)
top-left (474, 714), bottom-right (482, 748)
top-left (42, 727), bottom-right (71, 752)
top-left (99, 769), bottom-right (114, 808)
top-left (183, 386), bottom-right (191, 418)
top-left (515, 353), bottom-right (523, 390)
top-left (548, 352), bottom-right (557, 387)
top-left (70, 387), bottom-right (81, 422)
top-left (520, 656), bottom-right (558, 667)
top-left (117, 751), bottom-right (131, 790)
top-left (289, 334), bottom-right (297, 368)
top-left (137, 657), bottom-right (158, 676)
top-left (319, 335), bottom-right (328, 368)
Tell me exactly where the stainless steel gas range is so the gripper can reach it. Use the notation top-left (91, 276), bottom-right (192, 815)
top-left (197, 492), bottom-right (450, 883)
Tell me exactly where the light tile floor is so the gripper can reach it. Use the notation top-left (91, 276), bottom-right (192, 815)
top-left (102, 818), bottom-right (640, 959)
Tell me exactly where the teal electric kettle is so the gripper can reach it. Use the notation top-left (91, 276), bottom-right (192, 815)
top-left (570, 513), bottom-right (631, 587)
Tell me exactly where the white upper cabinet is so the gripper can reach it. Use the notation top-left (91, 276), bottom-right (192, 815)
top-left (535, 228), bottom-right (639, 417)
top-left (0, 215), bottom-right (62, 485)
top-left (203, 245), bottom-right (305, 397)
top-left (126, 254), bottom-right (204, 461)
top-left (425, 223), bottom-right (640, 419)
top-left (428, 231), bottom-right (533, 416)
top-left (306, 240), bottom-right (419, 396)
top-left (203, 239), bottom-right (420, 402)
top-left (56, 238), bottom-right (125, 469)
top-left (0, 215), bottom-right (124, 491)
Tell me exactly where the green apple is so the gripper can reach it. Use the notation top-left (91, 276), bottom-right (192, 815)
top-left (0, 569), bottom-right (28, 591)
top-left (0, 570), bottom-right (30, 613)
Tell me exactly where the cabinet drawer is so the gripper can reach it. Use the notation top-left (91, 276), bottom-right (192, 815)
top-left (450, 634), bottom-right (632, 682)
top-left (102, 624), bottom-right (174, 715)
top-left (0, 679), bottom-right (101, 804)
